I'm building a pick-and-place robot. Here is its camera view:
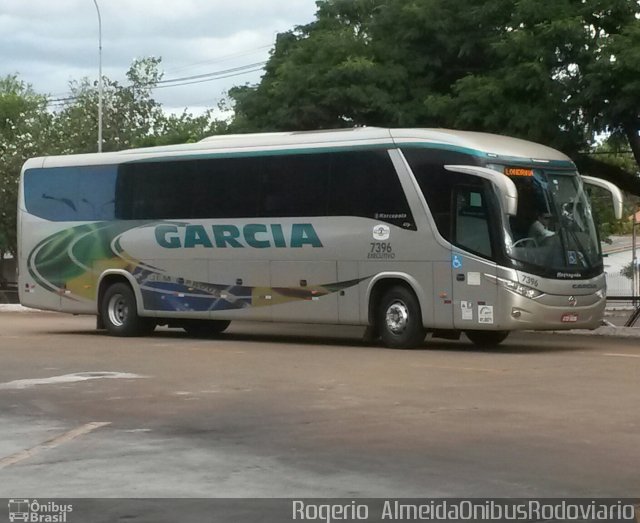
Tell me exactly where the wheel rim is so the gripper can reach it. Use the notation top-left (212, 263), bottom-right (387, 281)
top-left (385, 300), bottom-right (409, 334)
top-left (107, 293), bottom-right (128, 327)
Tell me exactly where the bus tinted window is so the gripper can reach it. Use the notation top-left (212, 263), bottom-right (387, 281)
top-left (117, 157), bottom-right (263, 220)
top-left (402, 148), bottom-right (479, 241)
top-left (192, 158), bottom-right (262, 219)
top-left (118, 154), bottom-right (329, 220)
top-left (454, 186), bottom-right (492, 257)
top-left (24, 166), bottom-right (118, 221)
top-left (331, 150), bottom-right (414, 229)
top-left (261, 154), bottom-right (331, 217)
top-left (403, 148), bottom-right (495, 258)
top-left (24, 150), bottom-right (414, 227)
top-left (119, 150), bottom-right (413, 226)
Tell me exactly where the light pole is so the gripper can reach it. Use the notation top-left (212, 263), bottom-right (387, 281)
top-left (631, 205), bottom-right (640, 305)
top-left (92, 0), bottom-right (103, 152)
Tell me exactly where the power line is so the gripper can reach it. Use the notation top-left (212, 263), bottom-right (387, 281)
top-left (152, 65), bottom-right (265, 89)
top-left (44, 40), bottom-right (274, 106)
top-left (45, 60), bottom-right (266, 106)
top-left (154, 62), bottom-right (266, 86)
top-left (163, 44), bottom-right (272, 76)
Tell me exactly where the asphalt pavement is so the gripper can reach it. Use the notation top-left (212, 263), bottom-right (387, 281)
top-left (0, 312), bottom-right (638, 499)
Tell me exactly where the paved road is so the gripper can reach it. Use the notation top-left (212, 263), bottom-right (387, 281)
top-left (0, 312), bottom-right (638, 498)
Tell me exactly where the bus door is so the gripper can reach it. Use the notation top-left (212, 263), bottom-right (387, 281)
top-left (450, 179), bottom-right (499, 330)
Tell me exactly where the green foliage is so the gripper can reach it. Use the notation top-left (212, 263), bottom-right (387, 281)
top-left (579, 4), bottom-right (640, 169)
top-left (587, 141), bottom-right (639, 238)
top-left (590, 188), bottom-right (633, 238)
top-left (0, 76), bottom-right (52, 256)
top-left (230, 0), bottom-right (396, 131)
top-left (591, 137), bottom-right (638, 173)
top-left (139, 110), bottom-right (229, 147)
top-left (620, 260), bottom-right (638, 280)
top-left (228, 0), bottom-right (640, 183)
top-left (51, 57), bottom-right (166, 154)
top-left (0, 58), bottom-right (228, 257)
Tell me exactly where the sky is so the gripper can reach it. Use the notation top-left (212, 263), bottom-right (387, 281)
top-left (0, 0), bottom-right (318, 114)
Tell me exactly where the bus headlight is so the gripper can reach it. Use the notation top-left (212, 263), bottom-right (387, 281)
top-left (498, 278), bottom-right (542, 299)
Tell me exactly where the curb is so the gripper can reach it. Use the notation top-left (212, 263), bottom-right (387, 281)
top-left (1, 306), bottom-right (638, 336)
top-left (0, 304), bottom-right (52, 313)
top-left (550, 326), bottom-right (640, 338)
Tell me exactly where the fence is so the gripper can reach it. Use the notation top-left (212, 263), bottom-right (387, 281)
top-left (605, 273), bottom-right (634, 297)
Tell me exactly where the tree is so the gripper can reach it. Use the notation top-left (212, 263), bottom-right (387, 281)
top-left (228, 0), bottom-right (640, 189)
top-left (429, 0), bottom-right (640, 187)
top-left (52, 56), bottom-right (230, 151)
top-left (138, 109), bottom-right (229, 148)
top-left (52, 57), bottom-right (166, 154)
top-left (0, 57), bottom-right (229, 258)
top-left (0, 76), bottom-right (52, 257)
top-left (230, 0), bottom-right (397, 131)
top-left (228, 0), bottom-right (523, 131)
top-left (0, 60), bottom-right (166, 258)
top-left (579, 4), bottom-right (640, 170)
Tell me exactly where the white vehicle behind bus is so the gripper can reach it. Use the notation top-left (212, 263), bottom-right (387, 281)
top-left (17, 128), bottom-right (623, 348)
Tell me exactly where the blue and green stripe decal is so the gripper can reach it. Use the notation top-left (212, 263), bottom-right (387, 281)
top-left (28, 222), bottom-right (368, 312)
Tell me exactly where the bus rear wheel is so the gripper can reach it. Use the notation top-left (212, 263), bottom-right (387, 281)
top-left (182, 319), bottom-right (230, 337)
top-left (465, 330), bottom-right (509, 347)
top-left (101, 282), bottom-right (155, 337)
top-left (377, 285), bottom-right (426, 349)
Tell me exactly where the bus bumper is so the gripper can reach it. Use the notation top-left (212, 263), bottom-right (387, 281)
top-left (497, 290), bottom-right (605, 331)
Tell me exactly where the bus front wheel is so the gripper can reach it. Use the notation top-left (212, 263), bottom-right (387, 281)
top-left (377, 285), bottom-right (426, 349)
top-left (465, 330), bottom-right (509, 347)
top-left (101, 283), bottom-right (155, 337)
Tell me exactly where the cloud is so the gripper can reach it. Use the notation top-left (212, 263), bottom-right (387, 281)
top-left (0, 0), bottom-right (317, 111)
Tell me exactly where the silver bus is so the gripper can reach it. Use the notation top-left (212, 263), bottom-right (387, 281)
top-left (18, 128), bottom-right (623, 348)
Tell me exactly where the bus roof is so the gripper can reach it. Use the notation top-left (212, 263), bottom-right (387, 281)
top-left (26, 127), bottom-right (572, 170)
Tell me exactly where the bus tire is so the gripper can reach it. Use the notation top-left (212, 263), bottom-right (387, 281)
top-left (101, 282), bottom-right (155, 337)
top-left (377, 285), bottom-right (426, 349)
top-left (465, 330), bottom-right (509, 347)
top-left (182, 319), bottom-right (230, 337)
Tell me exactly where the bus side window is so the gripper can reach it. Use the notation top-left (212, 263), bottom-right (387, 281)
top-left (24, 166), bottom-right (118, 221)
top-left (260, 154), bottom-right (330, 218)
top-left (329, 150), bottom-right (415, 229)
top-left (454, 186), bottom-right (492, 258)
top-left (401, 148), bottom-right (480, 240)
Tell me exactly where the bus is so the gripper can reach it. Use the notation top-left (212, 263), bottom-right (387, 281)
top-left (17, 128), bottom-right (623, 349)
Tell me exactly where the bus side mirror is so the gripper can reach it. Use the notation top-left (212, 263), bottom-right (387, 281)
top-left (444, 165), bottom-right (518, 216)
top-left (581, 175), bottom-right (624, 220)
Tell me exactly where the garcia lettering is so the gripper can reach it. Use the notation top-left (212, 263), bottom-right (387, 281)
top-left (155, 223), bottom-right (323, 249)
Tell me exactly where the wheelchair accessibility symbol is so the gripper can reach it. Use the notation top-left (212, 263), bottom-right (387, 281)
top-left (452, 255), bottom-right (463, 270)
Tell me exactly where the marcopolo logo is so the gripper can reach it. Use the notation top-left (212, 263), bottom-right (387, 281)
top-left (155, 223), bottom-right (323, 249)
top-left (372, 224), bottom-right (390, 241)
top-left (8, 499), bottom-right (73, 522)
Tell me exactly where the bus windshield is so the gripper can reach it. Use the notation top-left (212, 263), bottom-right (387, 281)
top-left (495, 167), bottom-right (602, 278)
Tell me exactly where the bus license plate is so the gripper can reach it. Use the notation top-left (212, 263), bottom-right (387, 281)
top-left (561, 313), bottom-right (579, 323)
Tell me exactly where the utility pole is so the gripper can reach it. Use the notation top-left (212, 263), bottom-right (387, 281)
top-left (633, 204), bottom-right (639, 303)
top-left (93, 0), bottom-right (103, 153)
